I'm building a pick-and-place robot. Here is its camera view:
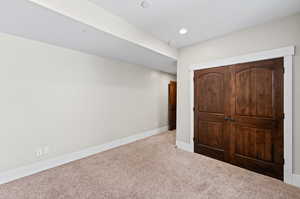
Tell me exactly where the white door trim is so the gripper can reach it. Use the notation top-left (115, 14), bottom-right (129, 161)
top-left (189, 46), bottom-right (295, 185)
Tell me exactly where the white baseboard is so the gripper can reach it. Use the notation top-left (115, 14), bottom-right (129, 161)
top-left (176, 140), bottom-right (194, 152)
top-left (292, 174), bottom-right (300, 188)
top-left (0, 126), bottom-right (168, 185)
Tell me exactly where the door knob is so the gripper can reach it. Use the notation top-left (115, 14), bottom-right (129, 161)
top-left (224, 117), bottom-right (235, 122)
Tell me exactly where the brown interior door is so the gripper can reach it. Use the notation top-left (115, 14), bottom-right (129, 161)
top-left (168, 81), bottom-right (177, 130)
top-left (194, 58), bottom-right (284, 180)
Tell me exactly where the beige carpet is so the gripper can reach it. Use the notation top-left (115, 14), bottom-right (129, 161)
top-left (1, 131), bottom-right (300, 199)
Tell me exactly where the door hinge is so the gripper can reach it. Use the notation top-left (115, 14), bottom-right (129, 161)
top-left (193, 137), bottom-right (196, 142)
top-left (193, 77), bottom-right (195, 82)
top-left (193, 107), bottom-right (195, 112)
top-left (282, 113), bottom-right (285, 119)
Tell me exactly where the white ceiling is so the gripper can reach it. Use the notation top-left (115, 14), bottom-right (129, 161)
top-left (0, 0), bottom-right (177, 74)
top-left (90, 0), bottom-right (300, 48)
top-left (1, 0), bottom-right (300, 74)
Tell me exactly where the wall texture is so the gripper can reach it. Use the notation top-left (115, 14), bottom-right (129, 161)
top-left (0, 32), bottom-right (175, 173)
top-left (177, 13), bottom-right (300, 173)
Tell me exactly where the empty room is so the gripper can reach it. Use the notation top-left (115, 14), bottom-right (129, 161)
top-left (0, 0), bottom-right (300, 198)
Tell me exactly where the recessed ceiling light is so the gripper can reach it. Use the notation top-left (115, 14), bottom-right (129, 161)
top-left (140, 0), bottom-right (151, 8)
top-left (179, 28), bottom-right (188, 35)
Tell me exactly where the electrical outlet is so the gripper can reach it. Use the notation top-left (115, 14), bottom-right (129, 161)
top-left (36, 148), bottom-right (43, 157)
top-left (36, 146), bottom-right (50, 157)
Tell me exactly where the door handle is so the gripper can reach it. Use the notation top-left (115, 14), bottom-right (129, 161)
top-left (224, 117), bottom-right (230, 121)
top-left (224, 117), bottom-right (235, 122)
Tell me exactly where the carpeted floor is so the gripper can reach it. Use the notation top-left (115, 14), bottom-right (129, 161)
top-left (1, 131), bottom-right (300, 199)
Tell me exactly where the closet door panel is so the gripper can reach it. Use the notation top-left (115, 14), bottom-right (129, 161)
top-left (194, 66), bottom-right (231, 162)
top-left (231, 58), bottom-right (284, 180)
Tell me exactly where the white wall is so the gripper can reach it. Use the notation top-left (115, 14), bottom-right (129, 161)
top-left (177, 13), bottom-right (300, 173)
top-left (0, 32), bottom-right (175, 173)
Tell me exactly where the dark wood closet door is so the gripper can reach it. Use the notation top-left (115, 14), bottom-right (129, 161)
top-left (194, 58), bottom-right (284, 180)
top-left (230, 58), bottom-right (284, 180)
top-left (194, 66), bottom-right (231, 162)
